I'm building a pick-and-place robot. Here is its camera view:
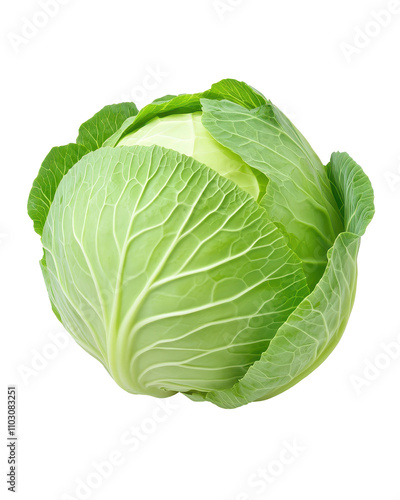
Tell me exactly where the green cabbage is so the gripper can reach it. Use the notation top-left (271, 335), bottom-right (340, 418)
top-left (28, 79), bottom-right (374, 408)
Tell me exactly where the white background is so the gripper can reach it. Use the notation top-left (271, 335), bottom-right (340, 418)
top-left (1, 1), bottom-right (400, 499)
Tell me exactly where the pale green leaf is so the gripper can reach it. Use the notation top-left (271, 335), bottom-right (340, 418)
top-left (42, 145), bottom-right (309, 396)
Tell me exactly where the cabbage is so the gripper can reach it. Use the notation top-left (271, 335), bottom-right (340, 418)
top-left (28, 79), bottom-right (374, 408)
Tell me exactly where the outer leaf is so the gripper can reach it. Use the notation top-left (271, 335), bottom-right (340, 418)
top-left (28, 143), bottom-right (88, 235)
top-left (207, 78), bottom-right (267, 108)
top-left (103, 93), bottom-right (204, 147)
top-left (76, 102), bottom-right (138, 151)
top-left (327, 152), bottom-right (374, 236)
top-left (186, 152), bottom-right (374, 408)
top-left (28, 103), bottom-right (138, 235)
top-left (40, 253), bottom-right (62, 322)
top-left (201, 98), bottom-right (344, 288)
top-left (104, 79), bottom-right (267, 147)
top-left (192, 232), bottom-right (359, 408)
top-left (42, 145), bottom-right (309, 397)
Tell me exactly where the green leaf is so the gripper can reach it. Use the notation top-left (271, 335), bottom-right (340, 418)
top-left (28, 144), bottom-right (89, 236)
top-left (104, 93), bottom-right (204, 146)
top-left (28, 103), bottom-right (138, 235)
top-left (42, 145), bottom-right (309, 397)
top-left (195, 232), bottom-right (359, 408)
top-left (104, 78), bottom-right (268, 147)
top-left (40, 253), bottom-right (62, 322)
top-left (187, 151), bottom-right (374, 408)
top-left (207, 78), bottom-right (267, 109)
top-left (327, 152), bottom-right (375, 236)
top-left (76, 102), bottom-right (138, 151)
top-left (201, 98), bottom-right (344, 289)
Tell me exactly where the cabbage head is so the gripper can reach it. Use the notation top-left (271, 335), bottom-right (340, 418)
top-left (28, 79), bottom-right (374, 408)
